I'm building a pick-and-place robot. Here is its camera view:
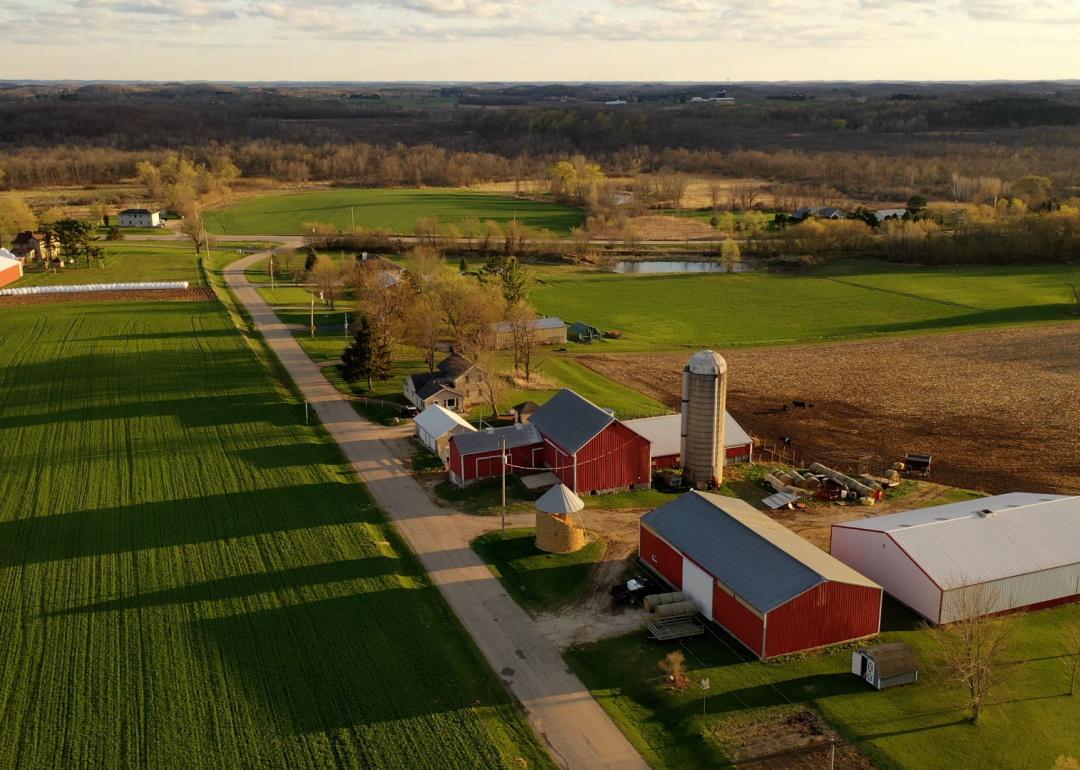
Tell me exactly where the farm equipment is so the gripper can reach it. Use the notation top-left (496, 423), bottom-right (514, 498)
top-left (647, 615), bottom-right (704, 641)
top-left (901, 453), bottom-right (933, 477)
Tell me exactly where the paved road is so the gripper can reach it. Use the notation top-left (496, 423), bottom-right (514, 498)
top-left (224, 251), bottom-right (648, 770)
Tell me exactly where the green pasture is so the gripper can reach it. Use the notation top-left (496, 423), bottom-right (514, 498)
top-left (530, 261), bottom-right (1079, 351)
top-left (567, 602), bottom-right (1080, 770)
top-left (472, 528), bottom-right (606, 615)
top-left (11, 240), bottom-right (204, 287)
top-left (0, 301), bottom-right (551, 770)
top-left (206, 188), bottom-right (585, 236)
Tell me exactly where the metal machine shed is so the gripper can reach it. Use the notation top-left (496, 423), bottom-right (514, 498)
top-left (831, 493), bottom-right (1080, 623)
top-left (413, 405), bottom-right (475, 463)
top-left (624, 412), bottom-right (752, 469)
top-left (640, 491), bottom-right (882, 658)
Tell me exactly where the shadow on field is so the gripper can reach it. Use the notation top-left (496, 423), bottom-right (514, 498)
top-left (0, 483), bottom-right (367, 569)
top-left (856, 304), bottom-right (1070, 336)
top-left (195, 587), bottom-right (514, 733)
top-left (47, 555), bottom-right (417, 616)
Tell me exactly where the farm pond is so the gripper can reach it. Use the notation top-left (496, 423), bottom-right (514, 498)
top-left (610, 260), bottom-right (754, 274)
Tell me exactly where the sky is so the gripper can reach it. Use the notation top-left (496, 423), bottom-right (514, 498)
top-left (1, 0), bottom-right (1079, 82)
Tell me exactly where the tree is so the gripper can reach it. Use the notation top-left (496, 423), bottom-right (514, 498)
top-left (405, 245), bottom-right (447, 288)
top-left (89, 200), bottom-right (110, 225)
top-left (720, 239), bottom-right (741, 273)
top-left (304, 247), bottom-right (318, 273)
top-left (459, 257), bottom-right (467, 273)
top-left (930, 585), bottom-right (1015, 723)
top-left (0, 194), bottom-right (36, 245)
top-left (404, 292), bottom-right (443, 373)
top-left (1063, 619), bottom-right (1080, 696)
top-left (310, 255), bottom-right (341, 310)
top-left (340, 315), bottom-right (392, 391)
top-left (505, 301), bottom-right (539, 381)
top-left (1068, 276), bottom-right (1080, 316)
top-left (907, 195), bottom-right (928, 213)
top-left (414, 216), bottom-right (439, 248)
top-left (473, 351), bottom-right (507, 419)
top-left (105, 226), bottom-right (123, 241)
top-left (498, 256), bottom-right (531, 306)
top-left (52, 218), bottom-right (98, 268)
top-left (657, 650), bottom-right (688, 689)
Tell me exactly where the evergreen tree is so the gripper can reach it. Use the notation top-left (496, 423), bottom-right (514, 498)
top-left (304, 246), bottom-right (318, 273)
top-left (340, 314), bottom-right (394, 391)
top-left (499, 256), bottom-right (530, 305)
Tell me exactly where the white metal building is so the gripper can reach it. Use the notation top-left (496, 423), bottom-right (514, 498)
top-left (831, 493), bottom-right (1080, 623)
top-left (413, 404), bottom-right (475, 464)
top-left (118, 208), bottom-right (162, 228)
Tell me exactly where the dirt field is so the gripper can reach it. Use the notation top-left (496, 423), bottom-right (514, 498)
top-left (578, 323), bottom-right (1080, 497)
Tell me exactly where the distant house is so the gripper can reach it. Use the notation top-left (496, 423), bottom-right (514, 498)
top-left (9, 231), bottom-right (56, 263)
top-left (568, 322), bottom-right (602, 344)
top-left (118, 209), bottom-right (162, 228)
top-left (403, 352), bottom-right (486, 413)
top-left (0, 249), bottom-right (23, 288)
top-left (873, 208), bottom-right (908, 223)
top-left (491, 317), bottom-right (567, 349)
top-left (792, 207), bottom-right (846, 221)
top-left (413, 404), bottom-right (476, 464)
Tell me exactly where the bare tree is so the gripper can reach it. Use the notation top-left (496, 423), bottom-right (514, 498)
top-left (473, 350), bottom-right (507, 419)
top-left (1067, 278), bottom-right (1080, 316)
top-left (310, 255), bottom-right (341, 310)
top-left (505, 301), bottom-right (539, 381)
top-left (404, 292), bottom-right (443, 373)
top-left (657, 650), bottom-right (688, 689)
top-left (1063, 619), bottom-right (1080, 696)
top-left (931, 585), bottom-right (1016, 723)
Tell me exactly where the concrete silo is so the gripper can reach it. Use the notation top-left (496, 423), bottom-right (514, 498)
top-left (680, 350), bottom-right (728, 489)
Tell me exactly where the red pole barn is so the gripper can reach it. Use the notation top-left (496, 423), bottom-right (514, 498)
top-left (640, 491), bottom-right (882, 659)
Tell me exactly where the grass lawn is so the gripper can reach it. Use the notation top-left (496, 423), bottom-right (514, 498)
top-left (530, 261), bottom-right (1079, 351)
top-left (472, 528), bottom-right (606, 614)
top-left (10, 240), bottom-right (205, 287)
top-left (0, 300), bottom-right (552, 770)
top-left (206, 188), bottom-right (585, 236)
top-left (434, 477), bottom-right (540, 516)
top-left (566, 602), bottom-right (1080, 770)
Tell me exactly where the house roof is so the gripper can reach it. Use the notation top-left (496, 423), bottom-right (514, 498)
top-left (535, 483), bottom-right (585, 515)
top-left (568, 321), bottom-right (600, 332)
top-left (492, 317), bottom-right (566, 334)
top-left (451, 423), bottom-right (542, 455)
top-left (12, 231), bottom-right (45, 244)
top-left (623, 412), bottom-right (751, 458)
top-left (119, 208), bottom-right (156, 216)
top-left (436, 352), bottom-right (474, 379)
top-left (408, 372), bottom-right (463, 400)
top-left (642, 491), bottom-right (879, 613)
top-left (413, 404), bottom-right (475, 439)
top-left (512, 401), bottom-right (540, 414)
top-left (529, 389), bottom-right (615, 453)
top-left (835, 493), bottom-right (1080, 590)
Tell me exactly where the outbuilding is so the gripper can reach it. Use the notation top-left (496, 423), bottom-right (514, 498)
top-left (640, 491), bottom-right (882, 658)
top-left (529, 389), bottom-right (651, 494)
top-left (568, 322), bottom-right (602, 344)
top-left (624, 412), bottom-right (753, 470)
top-left (491, 317), bottom-right (567, 349)
top-left (413, 404), bottom-right (476, 464)
top-left (851, 643), bottom-right (918, 690)
top-left (448, 424), bottom-right (544, 487)
top-left (0, 250), bottom-right (23, 289)
top-left (119, 208), bottom-right (162, 228)
top-left (830, 493), bottom-right (1080, 624)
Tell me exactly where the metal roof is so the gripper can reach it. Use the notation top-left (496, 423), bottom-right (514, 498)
top-left (492, 317), bottom-right (566, 333)
top-left (529, 389), bottom-right (614, 453)
top-left (835, 493), bottom-right (1080, 590)
top-left (535, 483), bottom-right (585, 514)
top-left (642, 491), bottom-right (879, 613)
top-left (451, 423), bottom-right (541, 455)
top-left (624, 412), bottom-right (752, 458)
top-left (413, 404), bottom-right (474, 438)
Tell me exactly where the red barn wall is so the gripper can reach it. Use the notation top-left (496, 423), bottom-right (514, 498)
top-left (639, 526), bottom-right (683, 589)
top-left (542, 437), bottom-right (575, 488)
top-left (763, 582), bottom-right (882, 658)
top-left (712, 582), bottom-right (765, 657)
top-left (0, 262), bottom-right (21, 289)
top-left (725, 444), bottom-right (752, 463)
top-left (652, 454), bottom-right (680, 470)
top-left (574, 421), bottom-right (651, 494)
top-left (450, 441), bottom-right (542, 484)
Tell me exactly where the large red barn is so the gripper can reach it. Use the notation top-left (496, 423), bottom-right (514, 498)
top-left (640, 491), bottom-right (882, 658)
top-left (527, 389), bottom-right (651, 494)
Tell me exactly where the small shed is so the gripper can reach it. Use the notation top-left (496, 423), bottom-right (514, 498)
top-left (851, 643), bottom-right (918, 690)
top-left (413, 404), bottom-right (476, 464)
top-left (568, 322), bottom-right (602, 344)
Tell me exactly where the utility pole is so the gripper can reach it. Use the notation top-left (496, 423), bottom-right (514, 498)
top-left (344, 312), bottom-right (349, 338)
top-left (310, 293), bottom-right (315, 339)
top-left (269, 253), bottom-right (275, 291)
top-left (350, 206), bottom-right (355, 230)
top-left (501, 438), bottom-right (507, 532)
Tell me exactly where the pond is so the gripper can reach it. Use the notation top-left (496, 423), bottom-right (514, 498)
top-left (609, 260), bottom-right (754, 274)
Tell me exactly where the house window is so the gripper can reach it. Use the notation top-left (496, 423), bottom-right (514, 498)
top-left (446, 398), bottom-right (457, 408)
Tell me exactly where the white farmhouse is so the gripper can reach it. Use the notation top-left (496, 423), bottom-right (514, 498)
top-left (118, 209), bottom-right (162, 228)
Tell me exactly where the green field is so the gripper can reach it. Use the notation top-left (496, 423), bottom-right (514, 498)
top-left (472, 528), bottom-right (605, 614)
top-left (0, 300), bottom-right (551, 769)
top-left (206, 188), bottom-right (585, 236)
top-left (531, 261), bottom-right (1079, 351)
top-left (567, 603), bottom-right (1080, 770)
top-left (11, 241), bottom-right (205, 287)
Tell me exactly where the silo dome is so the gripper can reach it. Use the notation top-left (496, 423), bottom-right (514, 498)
top-left (686, 350), bottom-right (728, 376)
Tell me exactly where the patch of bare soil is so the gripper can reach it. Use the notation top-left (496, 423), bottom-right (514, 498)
top-left (0, 287), bottom-right (216, 305)
top-left (590, 215), bottom-right (718, 241)
top-left (578, 323), bottom-right (1080, 496)
top-left (715, 707), bottom-right (877, 770)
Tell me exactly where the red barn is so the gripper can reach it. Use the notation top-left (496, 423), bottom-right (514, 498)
top-left (448, 424), bottom-right (543, 487)
top-left (0, 251), bottom-right (23, 289)
top-left (528, 389), bottom-right (651, 494)
top-left (640, 491), bottom-right (882, 659)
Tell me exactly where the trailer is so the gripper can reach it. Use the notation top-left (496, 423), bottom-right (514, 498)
top-left (647, 615), bottom-right (705, 641)
top-left (902, 453), bottom-right (932, 477)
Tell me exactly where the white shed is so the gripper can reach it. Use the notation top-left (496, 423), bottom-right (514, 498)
top-left (831, 493), bottom-right (1080, 623)
top-left (413, 404), bottom-right (476, 464)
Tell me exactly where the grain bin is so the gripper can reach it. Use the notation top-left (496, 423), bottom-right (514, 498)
top-left (680, 351), bottom-right (728, 489)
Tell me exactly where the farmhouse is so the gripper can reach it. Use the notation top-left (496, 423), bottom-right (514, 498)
top-left (491, 316), bottom-right (567, 349)
top-left (413, 404), bottom-right (475, 464)
top-left (830, 492), bottom-right (1080, 624)
top-left (0, 249), bottom-right (23, 288)
top-left (403, 352), bottom-right (485, 412)
top-left (623, 412), bottom-right (752, 470)
top-left (873, 208), bottom-right (908, 222)
top-left (118, 209), bottom-right (162, 228)
top-left (448, 388), bottom-right (652, 493)
top-left (640, 491), bottom-right (882, 658)
top-left (792, 206), bottom-right (846, 221)
top-left (9, 231), bottom-right (56, 263)
top-left (568, 322), bottom-right (602, 344)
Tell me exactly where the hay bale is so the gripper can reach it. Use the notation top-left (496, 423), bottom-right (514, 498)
top-left (656, 600), bottom-right (698, 618)
top-left (535, 511), bottom-right (587, 554)
top-left (644, 591), bottom-right (686, 612)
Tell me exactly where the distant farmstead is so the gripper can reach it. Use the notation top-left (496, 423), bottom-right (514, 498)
top-left (119, 209), bottom-right (162, 228)
top-left (491, 317), bottom-right (567, 349)
top-left (403, 352), bottom-right (485, 413)
top-left (641, 491), bottom-right (883, 658)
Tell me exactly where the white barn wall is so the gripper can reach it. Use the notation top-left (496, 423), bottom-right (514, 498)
top-left (831, 527), bottom-right (942, 622)
top-left (681, 558), bottom-right (715, 622)
top-left (941, 564), bottom-right (1080, 623)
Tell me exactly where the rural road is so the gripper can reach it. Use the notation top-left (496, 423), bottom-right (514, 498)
top-left (223, 251), bottom-right (649, 770)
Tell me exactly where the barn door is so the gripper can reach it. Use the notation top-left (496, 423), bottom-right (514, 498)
top-left (681, 560), bottom-right (714, 621)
